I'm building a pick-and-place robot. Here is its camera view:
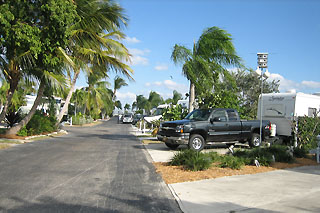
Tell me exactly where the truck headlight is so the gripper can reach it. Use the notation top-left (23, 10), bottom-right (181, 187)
top-left (176, 125), bottom-right (184, 133)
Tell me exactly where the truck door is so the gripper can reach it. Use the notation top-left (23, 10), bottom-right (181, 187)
top-left (226, 109), bottom-right (242, 141)
top-left (207, 109), bottom-right (229, 142)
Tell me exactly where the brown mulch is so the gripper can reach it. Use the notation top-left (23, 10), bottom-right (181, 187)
top-left (153, 158), bottom-right (319, 184)
top-left (0, 134), bottom-right (27, 140)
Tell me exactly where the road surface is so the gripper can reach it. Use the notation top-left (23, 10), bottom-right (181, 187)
top-left (0, 118), bottom-right (181, 212)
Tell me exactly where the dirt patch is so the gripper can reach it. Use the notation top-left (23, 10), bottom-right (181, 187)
top-left (153, 158), bottom-right (319, 184)
top-left (0, 134), bottom-right (26, 140)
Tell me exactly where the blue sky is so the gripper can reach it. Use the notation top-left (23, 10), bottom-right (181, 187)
top-left (77, 0), bottom-right (320, 106)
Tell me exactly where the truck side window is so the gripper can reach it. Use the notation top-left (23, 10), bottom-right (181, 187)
top-left (227, 110), bottom-right (238, 121)
top-left (212, 110), bottom-right (227, 122)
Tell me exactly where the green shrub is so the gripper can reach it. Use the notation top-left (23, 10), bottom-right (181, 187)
top-left (17, 126), bottom-right (28, 137)
top-left (17, 111), bottom-right (57, 136)
top-left (218, 155), bottom-right (245, 170)
top-left (234, 145), bottom-right (294, 166)
top-left (72, 113), bottom-right (93, 125)
top-left (293, 147), bottom-right (308, 158)
top-left (169, 149), bottom-right (198, 166)
top-left (184, 153), bottom-right (212, 171)
top-left (266, 145), bottom-right (294, 163)
top-left (205, 151), bottom-right (222, 163)
top-left (297, 116), bottom-right (320, 151)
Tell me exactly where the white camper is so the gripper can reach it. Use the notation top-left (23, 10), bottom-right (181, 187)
top-left (257, 92), bottom-right (320, 137)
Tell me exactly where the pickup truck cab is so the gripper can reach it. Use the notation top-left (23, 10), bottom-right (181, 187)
top-left (157, 108), bottom-right (271, 151)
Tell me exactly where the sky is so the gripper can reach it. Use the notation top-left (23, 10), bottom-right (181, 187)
top-left (76, 0), bottom-right (320, 106)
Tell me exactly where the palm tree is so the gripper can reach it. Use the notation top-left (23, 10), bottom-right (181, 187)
top-left (171, 26), bottom-right (241, 112)
top-left (6, 71), bottom-right (66, 135)
top-left (56, 0), bottom-right (133, 125)
top-left (113, 76), bottom-right (128, 100)
top-left (83, 71), bottom-right (112, 119)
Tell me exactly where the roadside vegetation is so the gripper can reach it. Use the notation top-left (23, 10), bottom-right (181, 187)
top-left (169, 145), bottom-right (308, 171)
top-left (0, 0), bottom-right (132, 137)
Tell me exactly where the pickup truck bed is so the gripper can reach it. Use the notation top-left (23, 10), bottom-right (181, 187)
top-left (157, 108), bottom-right (271, 151)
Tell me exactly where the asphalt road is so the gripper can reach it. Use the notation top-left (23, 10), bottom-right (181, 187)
top-left (0, 118), bottom-right (181, 212)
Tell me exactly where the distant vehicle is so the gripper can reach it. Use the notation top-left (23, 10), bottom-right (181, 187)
top-left (157, 108), bottom-right (271, 151)
top-left (258, 92), bottom-right (320, 141)
top-left (122, 114), bottom-right (133, 124)
top-left (144, 104), bottom-right (170, 123)
top-left (132, 114), bottom-right (143, 125)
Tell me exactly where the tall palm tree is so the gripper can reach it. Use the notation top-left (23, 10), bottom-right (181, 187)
top-left (171, 26), bottom-right (241, 112)
top-left (84, 71), bottom-right (112, 119)
top-left (56, 0), bottom-right (133, 125)
top-left (113, 76), bottom-right (128, 100)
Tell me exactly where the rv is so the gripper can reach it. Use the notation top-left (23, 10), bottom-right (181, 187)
top-left (257, 92), bottom-right (320, 139)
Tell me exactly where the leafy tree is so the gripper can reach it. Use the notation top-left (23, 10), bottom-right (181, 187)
top-left (56, 0), bottom-right (133, 125)
top-left (113, 76), bottom-right (128, 100)
top-left (171, 26), bottom-right (241, 113)
top-left (124, 103), bottom-right (131, 111)
top-left (0, 0), bottom-right (78, 124)
top-left (114, 100), bottom-right (122, 110)
top-left (135, 95), bottom-right (149, 112)
top-left (148, 91), bottom-right (163, 109)
top-left (232, 69), bottom-right (280, 119)
top-left (172, 90), bottom-right (183, 105)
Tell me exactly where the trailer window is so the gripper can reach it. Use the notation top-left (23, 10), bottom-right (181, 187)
top-left (308, 108), bottom-right (317, 117)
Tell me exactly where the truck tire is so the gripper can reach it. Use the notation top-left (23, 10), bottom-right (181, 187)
top-left (188, 134), bottom-right (205, 151)
top-left (165, 142), bottom-right (179, 150)
top-left (249, 133), bottom-right (261, 147)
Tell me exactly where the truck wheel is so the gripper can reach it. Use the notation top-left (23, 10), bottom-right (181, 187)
top-left (188, 134), bottom-right (205, 151)
top-left (165, 142), bottom-right (179, 150)
top-left (249, 133), bottom-right (261, 147)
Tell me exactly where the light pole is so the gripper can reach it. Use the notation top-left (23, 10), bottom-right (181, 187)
top-left (256, 53), bottom-right (268, 145)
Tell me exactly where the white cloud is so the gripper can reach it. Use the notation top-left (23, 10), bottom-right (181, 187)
top-left (154, 64), bottom-right (168, 71)
top-left (130, 55), bottom-right (148, 66)
top-left (145, 80), bottom-right (188, 95)
top-left (301, 81), bottom-right (320, 89)
top-left (116, 92), bottom-right (136, 105)
top-left (128, 48), bottom-right (150, 66)
top-left (128, 48), bottom-right (150, 56)
top-left (268, 72), bottom-right (320, 93)
top-left (124, 36), bottom-right (141, 44)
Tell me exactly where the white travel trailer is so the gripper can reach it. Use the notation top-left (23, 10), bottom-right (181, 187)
top-left (257, 92), bottom-right (320, 137)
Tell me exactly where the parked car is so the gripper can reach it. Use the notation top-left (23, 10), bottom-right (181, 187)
top-left (157, 108), bottom-right (271, 151)
top-left (122, 114), bottom-right (133, 124)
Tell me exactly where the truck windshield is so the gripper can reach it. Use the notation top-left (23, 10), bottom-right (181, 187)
top-left (185, 109), bottom-right (212, 121)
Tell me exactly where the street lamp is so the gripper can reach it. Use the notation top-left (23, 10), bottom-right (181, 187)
top-left (257, 52), bottom-right (268, 145)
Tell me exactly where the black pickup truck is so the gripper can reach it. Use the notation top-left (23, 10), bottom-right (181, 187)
top-left (157, 108), bottom-right (271, 151)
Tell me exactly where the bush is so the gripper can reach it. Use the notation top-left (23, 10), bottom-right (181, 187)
top-left (162, 104), bottom-right (188, 121)
top-left (169, 149), bottom-right (211, 171)
top-left (72, 113), bottom-right (93, 125)
top-left (297, 116), bottom-right (320, 151)
top-left (293, 147), bottom-right (308, 158)
top-left (169, 149), bottom-right (198, 166)
top-left (218, 155), bottom-right (245, 170)
top-left (267, 145), bottom-right (294, 163)
top-left (234, 145), bottom-right (294, 166)
top-left (184, 153), bottom-right (212, 171)
top-left (17, 111), bottom-right (57, 136)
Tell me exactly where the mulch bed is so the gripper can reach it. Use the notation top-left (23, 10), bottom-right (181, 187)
top-left (153, 158), bottom-right (319, 184)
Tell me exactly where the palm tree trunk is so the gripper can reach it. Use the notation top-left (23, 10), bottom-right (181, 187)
top-left (5, 80), bottom-right (45, 135)
top-left (56, 70), bottom-right (80, 125)
top-left (189, 81), bottom-right (195, 113)
top-left (0, 79), bottom-right (20, 123)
